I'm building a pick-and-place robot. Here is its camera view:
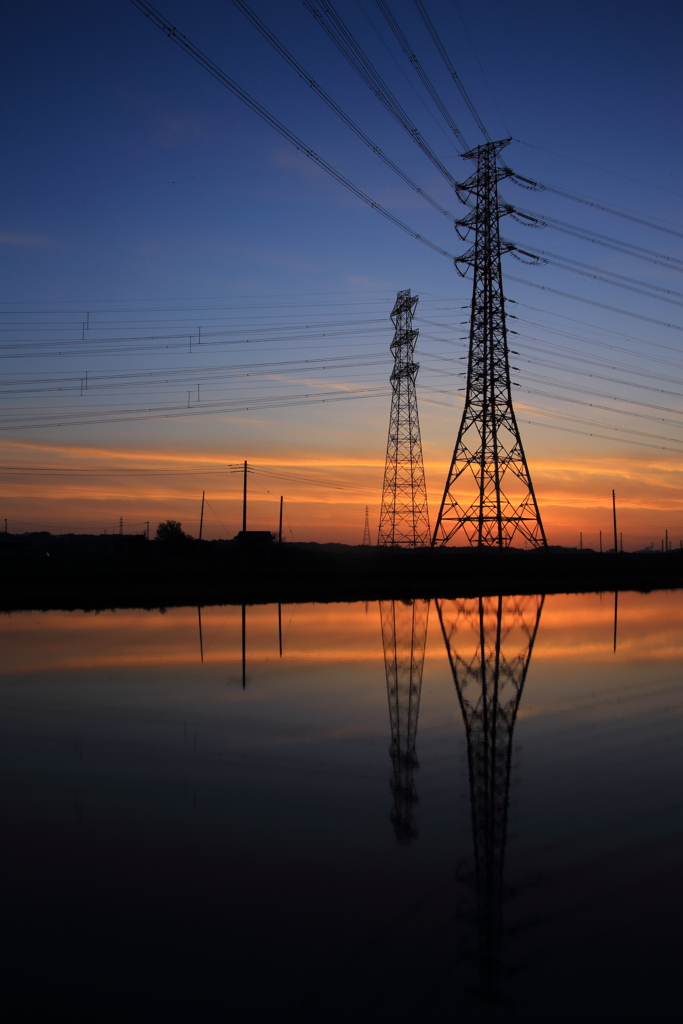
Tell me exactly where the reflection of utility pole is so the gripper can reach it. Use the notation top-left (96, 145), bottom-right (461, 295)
top-left (613, 591), bottom-right (619, 653)
top-left (380, 599), bottom-right (430, 843)
top-left (437, 594), bottom-right (544, 1000)
top-left (278, 603), bottom-right (283, 657)
top-left (197, 606), bottom-right (204, 663)
top-left (241, 604), bottom-right (246, 689)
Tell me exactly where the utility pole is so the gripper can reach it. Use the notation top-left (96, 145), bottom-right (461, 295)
top-left (278, 496), bottom-right (283, 545)
top-left (612, 490), bottom-right (618, 554)
top-left (243, 461), bottom-right (247, 531)
top-left (600, 530), bottom-right (602, 553)
top-left (666, 528), bottom-right (669, 552)
top-left (4, 519), bottom-right (6, 534)
top-left (229, 462), bottom-right (253, 534)
top-left (377, 290), bottom-right (430, 547)
top-left (579, 532), bottom-right (582, 550)
top-left (432, 140), bottom-right (546, 549)
top-left (145, 521), bottom-right (149, 541)
top-left (362, 506), bottom-right (372, 546)
top-left (119, 516), bottom-right (123, 536)
top-left (198, 491), bottom-right (205, 542)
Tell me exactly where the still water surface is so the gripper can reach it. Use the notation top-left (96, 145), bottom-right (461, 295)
top-left (2, 592), bottom-right (682, 1022)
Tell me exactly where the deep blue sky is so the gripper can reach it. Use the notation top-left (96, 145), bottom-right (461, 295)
top-left (1, 0), bottom-right (681, 544)
top-left (3, 0), bottom-right (681, 300)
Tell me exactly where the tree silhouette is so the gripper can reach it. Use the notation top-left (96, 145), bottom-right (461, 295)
top-left (156, 520), bottom-right (190, 544)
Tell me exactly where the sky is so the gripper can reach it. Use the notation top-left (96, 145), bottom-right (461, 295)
top-left (1, 0), bottom-right (682, 548)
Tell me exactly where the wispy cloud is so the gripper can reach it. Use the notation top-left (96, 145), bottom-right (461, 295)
top-left (0, 231), bottom-right (51, 247)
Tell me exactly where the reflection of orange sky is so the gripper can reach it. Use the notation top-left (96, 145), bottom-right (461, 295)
top-left (0, 430), bottom-right (681, 546)
top-left (1, 592), bottom-right (681, 677)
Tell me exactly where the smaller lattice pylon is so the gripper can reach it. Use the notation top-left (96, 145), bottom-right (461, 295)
top-left (362, 506), bottom-right (372, 546)
top-left (377, 289), bottom-right (431, 547)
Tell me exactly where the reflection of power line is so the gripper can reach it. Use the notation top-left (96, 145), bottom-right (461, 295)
top-left (380, 599), bottom-right (430, 844)
top-left (437, 594), bottom-right (544, 999)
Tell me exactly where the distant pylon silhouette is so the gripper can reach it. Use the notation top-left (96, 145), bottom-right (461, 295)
top-left (432, 140), bottom-right (546, 549)
top-left (437, 594), bottom-right (544, 998)
top-left (378, 289), bottom-right (431, 547)
top-left (380, 599), bottom-right (430, 843)
top-left (362, 506), bottom-right (372, 545)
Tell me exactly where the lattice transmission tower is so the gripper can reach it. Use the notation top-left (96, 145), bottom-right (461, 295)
top-left (377, 290), bottom-right (431, 547)
top-left (380, 599), bottom-right (430, 844)
top-left (437, 594), bottom-right (544, 998)
top-left (432, 140), bottom-right (546, 548)
top-left (362, 505), bottom-right (372, 545)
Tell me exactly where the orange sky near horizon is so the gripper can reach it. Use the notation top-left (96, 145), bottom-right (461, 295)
top-left (1, 408), bottom-right (681, 550)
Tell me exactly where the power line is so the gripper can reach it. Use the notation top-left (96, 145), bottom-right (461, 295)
top-left (420, 393), bottom-right (683, 454)
top-left (510, 207), bottom-right (683, 271)
top-left (127, 0), bottom-right (460, 259)
top-left (508, 299), bottom-right (683, 356)
top-left (411, 0), bottom-right (490, 140)
top-left (510, 173), bottom-right (683, 237)
top-left (506, 275), bottom-right (683, 332)
top-left (228, 0), bottom-right (458, 220)
top-left (517, 247), bottom-right (683, 307)
top-left (373, 0), bottom-right (470, 150)
top-left (512, 138), bottom-right (683, 198)
top-left (300, 0), bottom-right (468, 196)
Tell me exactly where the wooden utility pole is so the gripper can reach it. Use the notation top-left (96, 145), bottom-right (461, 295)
top-left (612, 490), bottom-right (618, 554)
top-left (198, 491), bottom-right (205, 542)
top-left (278, 495), bottom-right (283, 545)
top-left (243, 461), bottom-right (248, 533)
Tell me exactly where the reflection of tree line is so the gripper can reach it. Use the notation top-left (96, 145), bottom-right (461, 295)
top-left (380, 594), bottom-right (544, 1000)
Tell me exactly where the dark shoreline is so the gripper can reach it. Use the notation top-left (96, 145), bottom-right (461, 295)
top-left (1, 540), bottom-right (681, 611)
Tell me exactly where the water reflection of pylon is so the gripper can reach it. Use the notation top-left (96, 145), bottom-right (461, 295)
top-left (437, 594), bottom-right (544, 999)
top-left (380, 599), bottom-right (430, 844)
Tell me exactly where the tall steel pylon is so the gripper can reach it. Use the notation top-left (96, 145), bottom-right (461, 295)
top-left (433, 140), bottom-right (546, 548)
top-left (378, 289), bottom-right (431, 547)
top-left (437, 594), bottom-right (544, 998)
top-left (380, 599), bottom-right (430, 843)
